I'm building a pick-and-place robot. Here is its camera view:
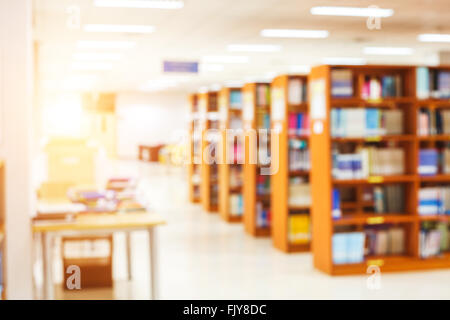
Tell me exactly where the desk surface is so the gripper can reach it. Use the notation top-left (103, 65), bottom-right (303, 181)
top-left (33, 212), bottom-right (166, 232)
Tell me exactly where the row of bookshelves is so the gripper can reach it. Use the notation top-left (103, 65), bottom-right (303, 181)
top-left (187, 64), bottom-right (450, 275)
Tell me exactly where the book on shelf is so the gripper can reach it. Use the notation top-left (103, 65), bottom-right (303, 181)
top-left (230, 90), bottom-right (242, 109)
top-left (288, 214), bottom-right (310, 244)
top-left (287, 78), bottom-right (307, 104)
top-left (365, 226), bottom-right (405, 256)
top-left (288, 178), bottom-right (311, 207)
top-left (256, 112), bottom-right (270, 130)
top-left (333, 147), bottom-right (405, 180)
top-left (288, 112), bottom-right (309, 136)
top-left (288, 139), bottom-right (310, 171)
top-left (361, 75), bottom-right (402, 100)
top-left (419, 222), bottom-right (449, 258)
top-left (331, 108), bottom-right (403, 137)
top-left (332, 189), bottom-right (342, 219)
top-left (229, 166), bottom-right (242, 188)
top-left (416, 67), bottom-right (450, 99)
top-left (373, 185), bottom-right (405, 213)
top-left (332, 232), bottom-right (365, 264)
top-left (230, 194), bottom-right (243, 216)
top-left (419, 149), bottom-right (439, 176)
top-left (417, 108), bottom-right (450, 136)
top-left (256, 84), bottom-right (270, 106)
top-left (256, 202), bottom-right (270, 228)
top-left (418, 187), bottom-right (450, 215)
top-left (331, 69), bottom-right (353, 98)
top-left (256, 175), bottom-right (270, 196)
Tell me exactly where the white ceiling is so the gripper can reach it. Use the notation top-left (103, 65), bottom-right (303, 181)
top-left (34, 0), bottom-right (450, 94)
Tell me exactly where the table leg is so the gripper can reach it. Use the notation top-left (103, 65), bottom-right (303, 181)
top-left (41, 232), bottom-right (54, 300)
top-left (126, 231), bottom-right (132, 281)
top-left (148, 228), bottom-right (158, 300)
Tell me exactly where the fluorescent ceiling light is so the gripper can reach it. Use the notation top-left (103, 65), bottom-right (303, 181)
top-left (200, 64), bottom-right (225, 72)
top-left (261, 29), bottom-right (329, 39)
top-left (323, 57), bottom-right (367, 65)
top-left (84, 24), bottom-right (155, 33)
top-left (289, 65), bottom-right (311, 74)
top-left (363, 46), bottom-right (414, 55)
top-left (71, 62), bottom-right (113, 70)
top-left (418, 33), bottom-right (450, 43)
top-left (311, 6), bottom-right (393, 17)
top-left (225, 80), bottom-right (244, 88)
top-left (94, 0), bottom-right (184, 9)
top-left (227, 44), bottom-right (282, 53)
top-left (73, 52), bottom-right (122, 61)
top-left (77, 40), bottom-right (136, 49)
top-left (210, 84), bottom-right (222, 91)
top-left (202, 55), bottom-right (249, 64)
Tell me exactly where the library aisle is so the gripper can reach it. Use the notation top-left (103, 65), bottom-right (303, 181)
top-left (40, 160), bottom-right (450, 300)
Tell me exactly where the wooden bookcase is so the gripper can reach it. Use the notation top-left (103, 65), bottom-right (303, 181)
top-left (243, 83), bottom-right (272, 237)
top-left (309, 64), bottom-right (450, 275)
top-left (199, 91), bottom-right (219, 213)
top-left (271, 75), bottom-right (311, 253)
top-left (218, 87), bottom-right (244, 223)
top-left (188, 94), bottom-right (201, 203)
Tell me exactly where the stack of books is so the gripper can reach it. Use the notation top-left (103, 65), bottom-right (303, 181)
top-left (331, 69), bottom-right (353, 98)
top-left (373, 185), bottom-right (405, 213)
top-left (256, 112), bottom-right (270, 130)
top-left (256, 202), bottom-right (270, 228)
top-left (365, 226), bottom-right (405, 256)
top-left (288, 112), bottom-right (309, 136)
top-left (419, 149), bottom-right (439, 176)
top-left (417, 108), bottom-right (450, 136)
top-left (229, 194), bottom-right (243, 216)
top-left (288, 178), bottom-right (311, 207)
top-left (332, 232), bottom-right (365, 264)
top-left (416, 67), bottom-right (450, 99)
top-left (361, 75), bottom-right (403, 99)
top-left (256, 175), bottom-right (270, 195)
top-left (418, 187), bottom-right (450, 215)
top-left (288, 78), bottom-right (307, 104)
top-left (419, 221), bottom-right (449, 258)
top-left (288, 139), bottom-right (310, 171)
top-left (331, 108), bottom-right (403, 137)
top-left (288, 214), bottom-right (310, 244)
top-left (230, 90), bottom-right (242, 109)
top-left (256, 84), bottom-right (270, 106)
top-left (332, 147), bottom-right (405, 180)
top-left (332, 189), bottom-right (342, 219)
top-left (229, 166), bottom-right (242, 188)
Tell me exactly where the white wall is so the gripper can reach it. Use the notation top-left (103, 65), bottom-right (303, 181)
top-left (0, 0), bottom-right (34, 299)
top-left (116, 91), bottom-right (189, 159)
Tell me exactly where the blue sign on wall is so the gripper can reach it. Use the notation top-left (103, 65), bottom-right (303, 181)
top-left (163, 61), bottom-right (198, 73)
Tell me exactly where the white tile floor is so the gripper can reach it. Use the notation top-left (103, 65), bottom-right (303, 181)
top-left (47, 160), bottom-right (450, 300)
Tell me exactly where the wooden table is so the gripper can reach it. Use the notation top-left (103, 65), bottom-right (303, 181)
top-left (33, 212), bottom-right (166, 300)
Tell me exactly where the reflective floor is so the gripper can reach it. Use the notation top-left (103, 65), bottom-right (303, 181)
top-left (36, 160), bottom-right (450, 300)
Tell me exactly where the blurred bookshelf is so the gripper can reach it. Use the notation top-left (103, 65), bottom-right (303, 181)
top-left (218, 87), bottom-right (244, 223)
top-left (199, 91), bottom-right (219, 213)
top-left (188, 94), bottom-right (201, 203)
top-left (271, 75), bottom-right (311, 253)
top-left (309, 64), bottom-right (450, 275)
top-left (242, 83), bottom-right (272, 237)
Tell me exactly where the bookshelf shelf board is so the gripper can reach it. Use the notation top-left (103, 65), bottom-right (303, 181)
top-left (419, 174), bottom-right (450, 182)
top-left (256, 194), bottom-right (271, 201)
top-left (419, 215), bottom-right (450, 222)
top-left (288, 103), bottom-right (308, 112)
top-left (332, 214), bottom-right (415, 226)
top-left (331, 135), bottom-right (416, 143)
top-left (417, 99), bottom-right (450, 107)
top-left (229, 186), bottom-right (242, 194)
top-left (418, 135), bottom-right (450, 141)
top-left (331, 97), bottom-right (415, 108)
top-left (331, 255), bottom-right (450, 275)
top-left (286, 243), bottom-right (310, 253)
top-left (332, 175), bottom-right (416, 185)
top-left (289, 170), bottom-right (309, 177)
top-left (288, 205), bottom-right (310, 211)
top-left (253, 227), bottom-right (271, 237)
top-left (287, 135), bottom-right (309, 140)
